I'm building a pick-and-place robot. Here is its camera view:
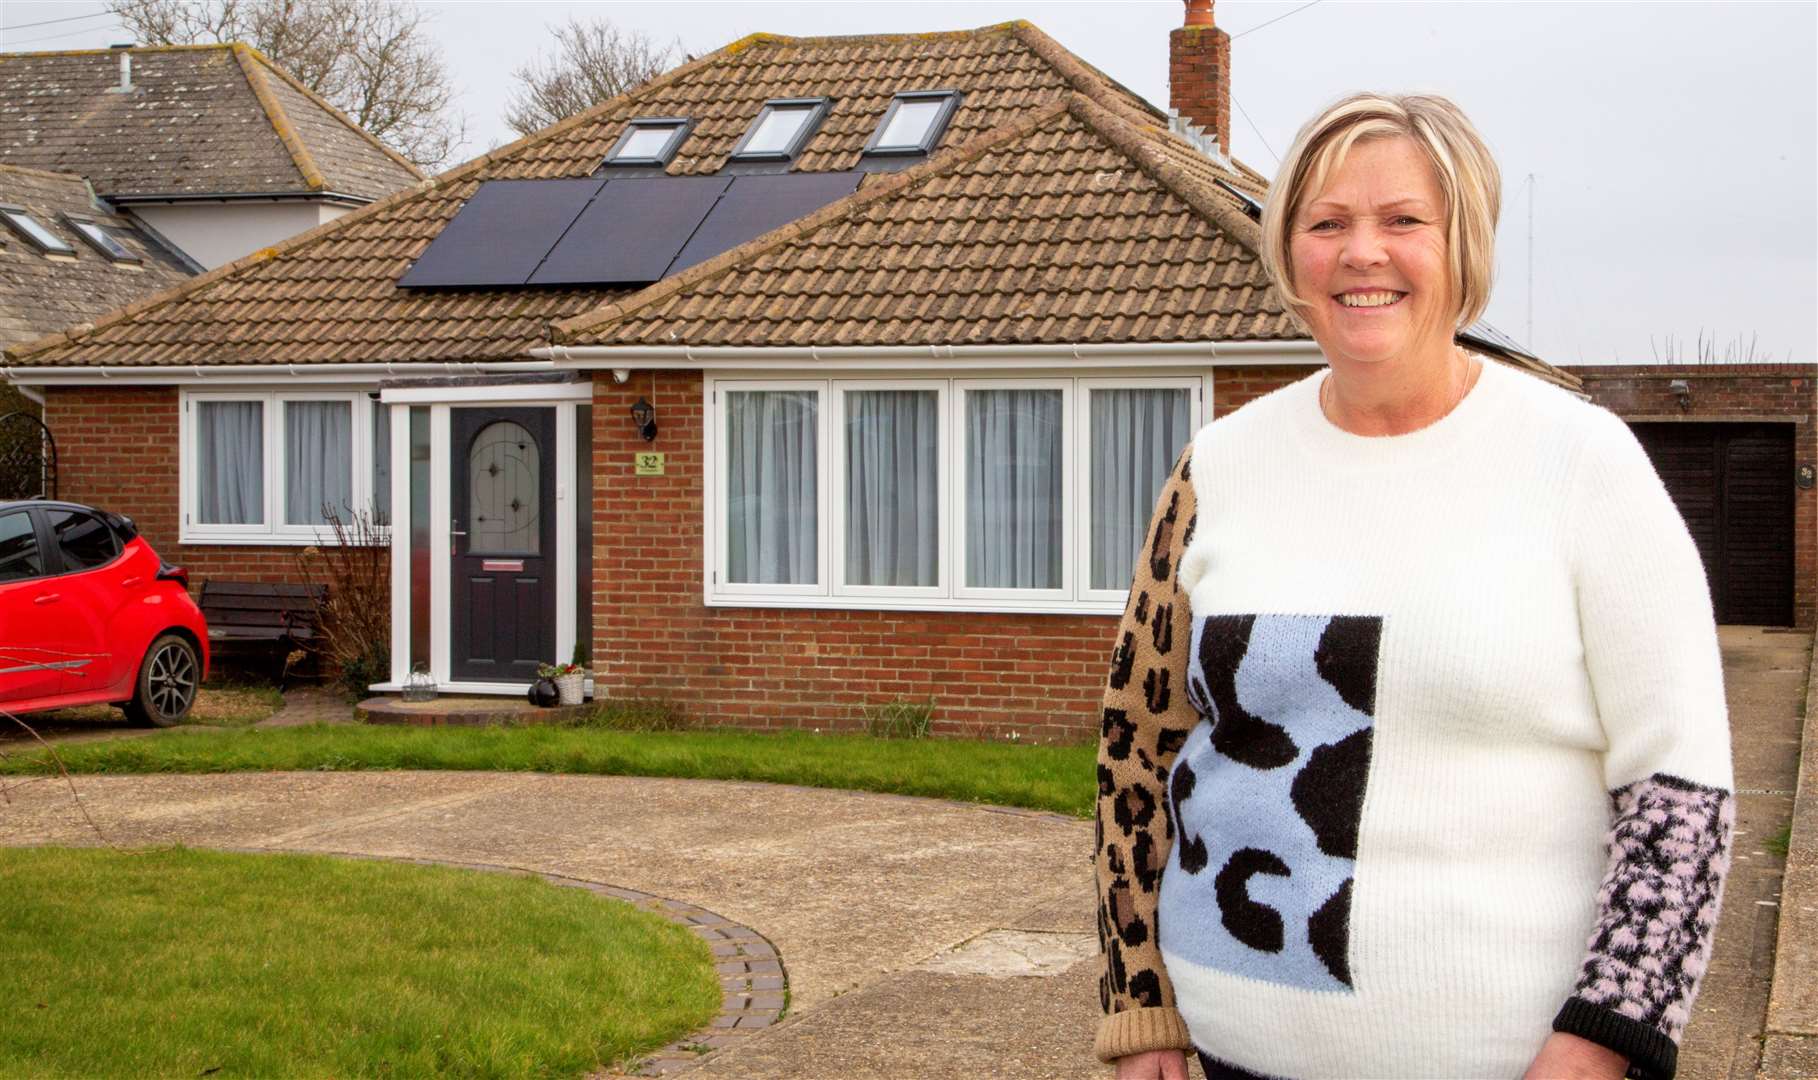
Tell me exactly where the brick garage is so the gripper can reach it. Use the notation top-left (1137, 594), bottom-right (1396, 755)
top-left (1566, 364), bottom-right (1816, 630)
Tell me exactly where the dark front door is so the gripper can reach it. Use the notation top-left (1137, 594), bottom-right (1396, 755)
top-left (1632, 422), bottom-right (1796, 627)
top-left (451, 407), bottom-right (556, 682)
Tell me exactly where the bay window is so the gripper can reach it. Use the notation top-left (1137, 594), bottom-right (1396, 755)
top-left (708, 374), bottom-right (1203, 613)
top-left (182, 389), bottom-right (390, 543)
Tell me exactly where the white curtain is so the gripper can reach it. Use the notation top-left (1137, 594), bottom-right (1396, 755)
top-left (285, 401), bottom-right (351, 525)
top-left (845, 390), bottom-right (938, 587)
top-left (966, 388), bottom-right (1063, 589)
top-left (1090, 388), bottom-right (1192, 590)
top-left (371, 399), bottom-right (392, 524)
top-left (728, 390), bottom-right (817, 584)
top-left (197, 401), bottom-right (262, 525)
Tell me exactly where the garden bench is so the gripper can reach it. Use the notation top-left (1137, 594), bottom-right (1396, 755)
top-left (198, 580), bottom-right (326, 685)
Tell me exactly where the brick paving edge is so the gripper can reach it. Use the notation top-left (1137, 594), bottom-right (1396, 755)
top-left (210, 845), bottom-right (787, 1078)
top-left (1763, 633), bottom-right (1818, 1064)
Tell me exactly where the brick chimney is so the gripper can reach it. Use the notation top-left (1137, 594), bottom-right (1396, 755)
top-left (1170, 0), bottom-right (1232, 156)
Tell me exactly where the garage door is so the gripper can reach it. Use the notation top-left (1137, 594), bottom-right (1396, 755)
top-left (1630, 422), bottom-right (1795, 626)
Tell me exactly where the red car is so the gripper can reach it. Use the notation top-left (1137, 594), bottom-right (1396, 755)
top-left (0, 499), bottom-right (208, 726)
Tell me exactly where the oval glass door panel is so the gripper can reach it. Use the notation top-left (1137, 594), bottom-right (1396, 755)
top-left (468, 421), bottom-right (541, 554)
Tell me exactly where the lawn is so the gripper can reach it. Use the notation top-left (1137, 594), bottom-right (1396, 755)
top-left (0, 846), bottom-right (720, 1078)
top-left (0, 724), bottom-right (1099, 818)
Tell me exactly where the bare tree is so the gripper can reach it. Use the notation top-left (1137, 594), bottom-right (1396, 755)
top-left (105, 0), bottom-right (464, 170)
top-left (504, 16), bottom-right (679, 138)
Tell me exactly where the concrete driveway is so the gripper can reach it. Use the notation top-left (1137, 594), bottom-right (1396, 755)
top-left (0, 626), bottom-right (1808, 1079)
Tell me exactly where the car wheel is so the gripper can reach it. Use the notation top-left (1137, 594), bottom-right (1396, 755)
top-left (124, 633), bottom-right (200, 728)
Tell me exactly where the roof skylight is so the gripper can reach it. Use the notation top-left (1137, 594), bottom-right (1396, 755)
top-left (64, 215), bottom-right (142, 263)
top-left (729, 98), bottom-right (829, 163)
top-left (864, 91), bottom-right (961, 157)
top-left (1, 207), bottom-right (76, 255)
top-left (604, 118), bottom-right (692, 167)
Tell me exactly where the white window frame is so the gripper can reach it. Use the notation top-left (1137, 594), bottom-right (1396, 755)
top-left (704, 372), bottom-right (1208, 615)
top-left (181, 387), bottom-right (387, 545)
top-left (830, 379), bottom-right (950, 601)
top-left (712, 380), bottom-right (830, 597)
top-left (1076, 377), bottom-right (1205, 604)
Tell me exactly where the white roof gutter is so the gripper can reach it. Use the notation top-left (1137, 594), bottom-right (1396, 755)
top-left (2, 360), bottom-right (558, 387)
top-left (529, 340), bottom-right (1322, 371)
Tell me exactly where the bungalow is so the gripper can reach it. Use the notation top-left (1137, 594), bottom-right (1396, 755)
top-left (0, 9), bottom-right (1576, 739)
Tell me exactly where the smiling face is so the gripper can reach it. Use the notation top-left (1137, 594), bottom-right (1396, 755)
top-left (1288, 136), bottom-right (1456, 372)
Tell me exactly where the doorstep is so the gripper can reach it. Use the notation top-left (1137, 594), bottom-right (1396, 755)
top-left (356, 695), bottom-right (594, 727)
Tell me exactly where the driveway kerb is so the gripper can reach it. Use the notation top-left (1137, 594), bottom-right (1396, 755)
top-left (1761, 633), bottom-right (1818, 1076)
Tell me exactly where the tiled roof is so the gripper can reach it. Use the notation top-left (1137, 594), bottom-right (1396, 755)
top-left (0, 44), bottom-right (421, 200)
top-left (0, 20), bottom-right (1571, 394)
top-left (4, 22), bottom-right (1190, 368)
top-left (555, 95), bottom-right (1295, 348)
top-left (0, 164), bottom-right (193, 352)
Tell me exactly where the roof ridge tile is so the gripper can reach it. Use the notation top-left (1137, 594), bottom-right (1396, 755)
top-left (230, 43), bottom-right (325, 192)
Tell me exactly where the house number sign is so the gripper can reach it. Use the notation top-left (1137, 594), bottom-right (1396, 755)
top-left (634, 452), bottom-right (666, 476)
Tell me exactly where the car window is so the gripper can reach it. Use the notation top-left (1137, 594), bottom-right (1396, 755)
top-left (47, 509), bottom-right (119, 572)
top-left (0, 511), bottom-right (42, 582)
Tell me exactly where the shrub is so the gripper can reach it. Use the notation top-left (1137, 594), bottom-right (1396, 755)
top-left (861, 697), bottom-right (935, 739)
top-left (293, 508), bottom-right (389, 701)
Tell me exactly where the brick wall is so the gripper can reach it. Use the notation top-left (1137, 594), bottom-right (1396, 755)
top-left (42, 385), bottom-right (332, 586)
top-left (1213, 365), bottom-right (1311, 415)
top-left (1564, 364), bottom-right (1816, 629)
top-left (589, 372), bottom-right (1121, 742)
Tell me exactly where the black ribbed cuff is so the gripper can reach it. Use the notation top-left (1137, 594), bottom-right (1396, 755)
top-left (1553, 997), bottom-right (1676, 1080)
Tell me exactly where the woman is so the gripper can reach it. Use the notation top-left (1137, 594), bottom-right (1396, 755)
top-left (1092, 93), bottom-right (1732, 1080)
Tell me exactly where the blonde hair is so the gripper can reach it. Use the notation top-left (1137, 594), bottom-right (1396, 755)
top-left (1259, 92), bottom-right (1501, 329)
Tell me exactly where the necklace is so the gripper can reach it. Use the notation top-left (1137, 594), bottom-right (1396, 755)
top-left (1320, 347), bottom-right (1479, 431)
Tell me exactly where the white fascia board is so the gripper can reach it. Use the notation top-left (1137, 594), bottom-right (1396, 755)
top-left (3, 361), bottom-right (557, 386)
top-left (530, 340), bottom-right (1322, 370)
top-left (379, 382), bottom-right (592, 404)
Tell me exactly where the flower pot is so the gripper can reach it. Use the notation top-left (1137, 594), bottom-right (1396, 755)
top-left (555, 672), bottom-right (586, 706)
top-left (528, 678), bottom-right (559, 708)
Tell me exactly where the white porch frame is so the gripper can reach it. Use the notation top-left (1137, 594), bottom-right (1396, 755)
top-left (372, 381), bottom-right (592, 695)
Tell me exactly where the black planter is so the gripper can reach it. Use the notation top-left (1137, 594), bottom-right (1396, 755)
top-left (527, 678), bottom-right (559, 708)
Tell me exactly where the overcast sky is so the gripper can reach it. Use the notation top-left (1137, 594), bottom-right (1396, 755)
top-left (4, 0), bottom-right (1814, 365)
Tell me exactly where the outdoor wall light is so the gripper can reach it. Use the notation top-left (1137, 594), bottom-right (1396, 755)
top-left (1669, 378), bottom-right (1692, 412)
top-left (630, 397), bottom-right (658, 441)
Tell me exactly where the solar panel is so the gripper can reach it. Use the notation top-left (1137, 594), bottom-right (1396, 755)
top-left (667, 171), bottom-right (863, 276)
top-left (398, 178), bottom-right (604, 288)
top-left (528, 176), bottom-right (729, 287)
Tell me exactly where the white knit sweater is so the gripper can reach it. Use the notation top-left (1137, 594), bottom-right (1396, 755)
top-left (1155, 358), bottom-right (1733, 1078)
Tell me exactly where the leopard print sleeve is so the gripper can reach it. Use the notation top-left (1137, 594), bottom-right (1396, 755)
top-left (1094, 441), bottom-right (1201, 1064)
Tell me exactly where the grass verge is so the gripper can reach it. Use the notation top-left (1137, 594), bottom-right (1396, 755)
top-left (0, 725), bottom-right (1097, 818)
top-left (0, 846), bottom-right (719, 1077)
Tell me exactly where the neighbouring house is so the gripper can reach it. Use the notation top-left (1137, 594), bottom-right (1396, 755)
top-left (0, 165), bottom-right (195, 416)
top-left (1563, 363), bottom-right (1815, 630)
top-left (0, 43), bottom-right (422, 271)
top-left (4, 10), bottom-right (1584, 739)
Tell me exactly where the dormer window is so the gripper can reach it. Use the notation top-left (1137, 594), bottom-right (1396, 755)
top-left (63, 214), bottom-right (142, 264)
top-left (0, 206), bottom-right (76, 256)
top-left (729, 98), bottom-right (829, 163)
top-left (864, 91), bottom-right (961, 157)
top-left (604, 118), bottom-right (692, 167)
